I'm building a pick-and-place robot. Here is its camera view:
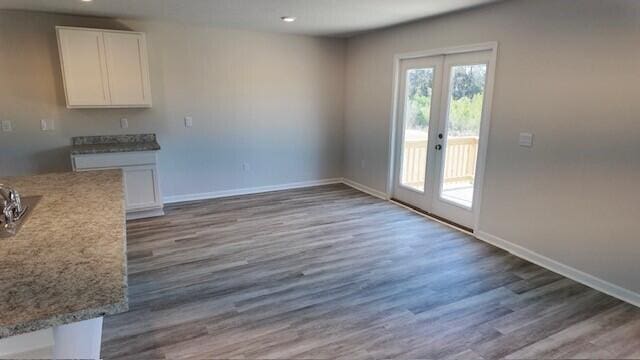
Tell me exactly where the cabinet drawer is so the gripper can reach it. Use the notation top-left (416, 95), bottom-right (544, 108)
top-left (72, 152), bottom-right (157, 170)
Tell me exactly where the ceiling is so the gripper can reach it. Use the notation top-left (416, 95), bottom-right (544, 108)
top-left (0, 0), bottom-right (503, 37)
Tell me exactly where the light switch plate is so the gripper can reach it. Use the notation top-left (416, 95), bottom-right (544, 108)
top-left (519, 132), bottom-right (533, 147)
top-left (41, 119), bottom-right (55, 131)
top-left (184, 117), bottom-right (193, 128)
top-left (120, 118), bottom-right (129, 129)
top-left (1, 120), bottom-right (12, 132)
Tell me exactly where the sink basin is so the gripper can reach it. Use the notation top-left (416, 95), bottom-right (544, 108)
top-left (0, 196), bottom-right (41, 238)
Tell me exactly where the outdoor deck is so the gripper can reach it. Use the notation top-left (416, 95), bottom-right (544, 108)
top-left (401, 130), bottom-right (477, 207)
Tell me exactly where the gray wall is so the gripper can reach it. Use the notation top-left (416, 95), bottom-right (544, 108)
top-left (344, 0), bottom-right (640, 293)
top-left (0, 11), bottom-right (346, 198)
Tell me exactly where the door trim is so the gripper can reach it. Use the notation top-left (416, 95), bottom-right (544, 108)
top-left (392, 56), bottom-right (444, 210)
top-left (386, 42), bottom-right (498, 232)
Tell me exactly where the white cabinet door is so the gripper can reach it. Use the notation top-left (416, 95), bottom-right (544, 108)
top-left (56, 28), bottom-right (111, 107)
top-left (71, 152), bottom-right (164, 219)
top-left (56, 27), bottom-right (152, 108)
top-left (103, 32), bottom-right (152, 107)
top-left (123, 165), bottom-right (162, 211)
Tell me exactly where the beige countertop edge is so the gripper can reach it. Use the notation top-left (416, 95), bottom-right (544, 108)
top-left (0, 297), bottom-right (128, 339)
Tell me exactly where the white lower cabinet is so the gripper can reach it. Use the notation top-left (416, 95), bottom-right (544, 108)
top-left (0, 318), bottom-right (104, 360)
top-left (71, 151), bottom-right (164, 219)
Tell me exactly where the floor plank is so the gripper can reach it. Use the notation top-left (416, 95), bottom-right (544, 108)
top-left (102, 184), bottom-right (640, 359)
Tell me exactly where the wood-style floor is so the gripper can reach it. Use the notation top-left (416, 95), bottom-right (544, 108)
top-left (102, 184), bottom-right (640, 359)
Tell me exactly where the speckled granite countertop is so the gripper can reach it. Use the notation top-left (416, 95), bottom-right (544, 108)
top-left (70, 134), bottom-right (161, 155)
top-left (0, 171), bottom-right (128, 338)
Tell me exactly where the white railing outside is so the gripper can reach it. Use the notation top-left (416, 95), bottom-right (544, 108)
top-left (401, 135), bottom-right (479, 189)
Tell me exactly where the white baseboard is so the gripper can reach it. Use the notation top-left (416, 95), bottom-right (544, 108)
top-left (164, 178), bottom-right (343, 204)
top-left (163, 177), bottom-right (391, 205)
top-left (127, 208), bottom-right (165, 220)
top-left (475, 230), bottom-right (640, 308)
top-left (342, 178), bottom-right (389, 200)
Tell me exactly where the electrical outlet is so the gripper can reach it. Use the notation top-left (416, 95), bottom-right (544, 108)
top-left (184, 116), bottom-right (193, 128)
top-left (242, 163), bottom-right (250, 172)
top-left (1, 120), bottom-right (12, 132)
top-left (519, 132), bottom-right (534, 147)
top-left (360, 159), bottom-right (366, 169)
top-left (120, 118), bottom-right (129, 129)
top-left (40, 119), bottom-right (55, 131)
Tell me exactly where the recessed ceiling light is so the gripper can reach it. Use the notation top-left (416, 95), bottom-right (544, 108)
top-left (280, 16), bottom-right (296, 23)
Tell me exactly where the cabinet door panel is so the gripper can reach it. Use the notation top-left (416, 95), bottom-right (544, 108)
top-left (123, 166), bottom-right (160, 210)
top-left (57, 29), bottom-right (110, 106)
top-left (103, 32), bottom-right (152, 106)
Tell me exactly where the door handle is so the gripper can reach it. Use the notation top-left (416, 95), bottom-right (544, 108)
top-left (435, 144), bottom-right (442, 151)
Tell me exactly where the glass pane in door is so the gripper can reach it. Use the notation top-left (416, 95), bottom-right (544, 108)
top-left (440, 64), bottom-right (487, 207)
top-left (400, 68), bottom-right (434, 192)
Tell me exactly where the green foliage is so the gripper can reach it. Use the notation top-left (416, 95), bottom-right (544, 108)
top-left (408, 95), bottom-right (431, 129)
top-left (448, 94), bottom-right (484, 136)
top-left (451, 65), bottom-right (486, 100)
top-left (408, 69), bottom-right (433, 99)
top-left (405, 64), bottom-right (486, 135)
top-left (448, 64), bottom-right (486, 136)
top-left (406, 69), bottom-right (433, 130)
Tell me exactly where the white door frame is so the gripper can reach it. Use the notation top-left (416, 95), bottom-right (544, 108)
top-left (392, 55), bottom-right (444, 212)
top-left (386, 42), bottom-right (498, 231)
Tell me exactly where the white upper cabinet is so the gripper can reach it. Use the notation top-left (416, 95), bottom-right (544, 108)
top-left (56, 27), bottom-right (152, 108)
top-left (56, 28), bottom-right (111, 107)
top-left (103, 32), bottom-right (152, 106)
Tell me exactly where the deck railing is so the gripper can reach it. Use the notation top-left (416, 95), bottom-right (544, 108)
top-left (401, 136), bottom-right (478, 189)
top-left (402, 139), bottom-right (429, 188)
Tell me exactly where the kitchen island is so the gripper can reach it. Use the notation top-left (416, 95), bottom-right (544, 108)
top-left (0, 170), bottom-right (128, 359)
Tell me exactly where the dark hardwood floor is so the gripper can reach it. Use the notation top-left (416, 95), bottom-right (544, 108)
top-left (102, 184), bottom-right (640, 359)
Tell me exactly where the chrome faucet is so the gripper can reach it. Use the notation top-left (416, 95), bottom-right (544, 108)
top-left (0, 184), bottom-right (26, 231)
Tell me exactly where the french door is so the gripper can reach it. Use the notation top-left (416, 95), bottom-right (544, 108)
top-left (392, 49), bottom-right (494, 230)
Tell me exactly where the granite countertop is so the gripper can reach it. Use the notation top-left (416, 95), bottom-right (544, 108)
top-left (0, 170), bottom-right (128, 338)
top-left (70, 134), bottom-right (161, 155)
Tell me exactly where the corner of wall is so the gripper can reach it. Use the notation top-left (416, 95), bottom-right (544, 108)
top-left (339, 36), bottom-right (351, 180)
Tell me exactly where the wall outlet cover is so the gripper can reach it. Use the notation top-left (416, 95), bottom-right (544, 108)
top-left (184, 117), bottom-right (193, 128)
top-left (519, 132), bottom-right (534, 147)
top-left (1, 120), bottom-right (12, 132)
top-left (120, 118), bottom-right (129, 129)
top-left (40, 119), bottom-right (55, 131)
